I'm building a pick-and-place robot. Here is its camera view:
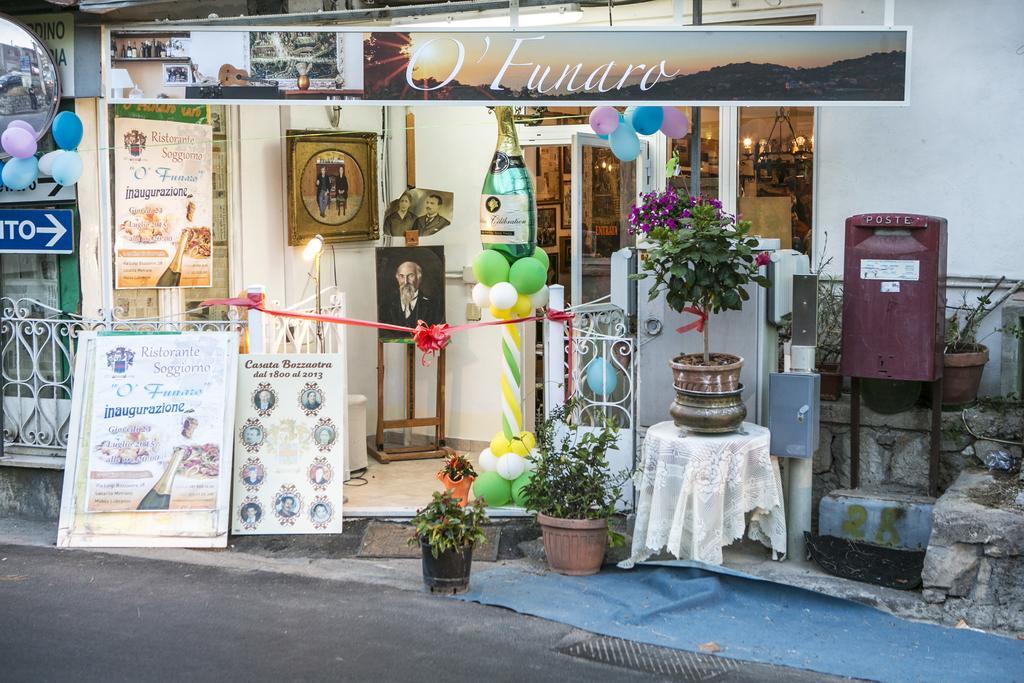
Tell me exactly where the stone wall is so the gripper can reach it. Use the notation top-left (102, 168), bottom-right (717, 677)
top-left (811, 397), bottom-right (1023, 517)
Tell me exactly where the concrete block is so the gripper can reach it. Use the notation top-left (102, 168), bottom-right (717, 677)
top-left (0, 463), bottom-right (63, 521)
top-left (818, 488), bottom-right (935, 550)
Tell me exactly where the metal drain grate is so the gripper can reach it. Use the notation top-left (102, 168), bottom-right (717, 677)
top-left (560, 637), bottom-right (739, 681)
top-left (560, 636), bottom-right (865, 682)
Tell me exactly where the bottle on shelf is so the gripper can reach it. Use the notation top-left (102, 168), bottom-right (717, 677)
top-left (137, 446), bottom-right (186, 511)
top-left (479, 106), bottom-right (537, 260)
top-left (155, 229), bottom-right (189, 287)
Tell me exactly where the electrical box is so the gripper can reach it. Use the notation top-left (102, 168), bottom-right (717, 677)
top-left (841, 213), bottom-right (947, 382)
top-left (768, 372), bottom-right (820, 458)
top-left (610, 248), bottom-right (637, 316)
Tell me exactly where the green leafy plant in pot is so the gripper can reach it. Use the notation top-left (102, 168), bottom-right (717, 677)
top-left (630, 190), bottom-right (771, 431)
top-left (520, 400), bottom-right (629, 576)
top-left (408, 489), bottom-right (488, 594)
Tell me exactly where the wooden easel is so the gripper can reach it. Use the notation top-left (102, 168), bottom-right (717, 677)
top-left (368, 338), bottom-right (451, 463)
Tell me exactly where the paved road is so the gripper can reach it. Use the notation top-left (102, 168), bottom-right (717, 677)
top-left (0, 544), bottom-right (650, 683)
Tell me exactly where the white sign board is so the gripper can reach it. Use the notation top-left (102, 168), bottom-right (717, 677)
top-left (57, 332), bottom-right (239, 548)
top-left (20, 13), bottom-right (75, 97)
top-left (231, 355), bottom-right (347, 535)
top-left (860, 259), bottom-right (920, 281)
top-left (0, 176), bottom-right (77, 205)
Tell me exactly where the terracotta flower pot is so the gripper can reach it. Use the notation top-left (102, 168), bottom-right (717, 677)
top-left (537, 513), bottom-right (608, 576)
top-left (438, 473), bottom-right (474, 507)
top-left (670, 353), bottom-right (743, 393)
top-left (942, 346), bottom-right (988, 407)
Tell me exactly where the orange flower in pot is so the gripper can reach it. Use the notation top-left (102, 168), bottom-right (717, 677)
top-left (436, 453), bottom-right (478, 507)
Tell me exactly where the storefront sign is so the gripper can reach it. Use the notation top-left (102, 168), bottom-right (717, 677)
top-left (57, 332), bottom-right (239, 548)
top-left (107, 27), bottom-right (910, 106)
top-left (113, 106), bottom-right (213, 289)
top-left (20, 13), bottom-right (75, 96)
top-left (0, 208), bottom-right (73, 254)
top-left (232, 355), bottom-right (347, 535)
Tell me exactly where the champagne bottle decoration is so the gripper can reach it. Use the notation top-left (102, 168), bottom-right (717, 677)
top-left (480, 106), bottom-right (536, 260)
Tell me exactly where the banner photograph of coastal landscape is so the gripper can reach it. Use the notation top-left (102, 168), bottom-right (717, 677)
top-left (363, 28), bottom-right (909, 105)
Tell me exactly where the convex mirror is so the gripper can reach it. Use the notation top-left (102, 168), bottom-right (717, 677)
top-left (0, 13), bottom-right (61, 154)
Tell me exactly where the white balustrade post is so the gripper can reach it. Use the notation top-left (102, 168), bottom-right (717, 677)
top-left (544, 284), bottom-right (567, 418)
top-left (246, 284), bottom-right (267, 354)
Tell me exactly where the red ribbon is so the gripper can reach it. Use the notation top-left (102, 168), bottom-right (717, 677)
top-left (675, 306), bottom-right (708, 334)
top-left (202, 294), bottom-right (575, 367)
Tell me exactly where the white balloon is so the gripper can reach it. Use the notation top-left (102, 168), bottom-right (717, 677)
top-left (496, 452), bottom-right (526, 481)
top-left (38, 150), bottom-right (64, 176)
top-left (478, 447), bottom-right (497, 472)
top-left (529, 285), bottom-right (550, 309)
top-left (523, 449), bottom-right (538, 472)
top-left (471, 282), bottom-right (491, 309)
top-left (489, 281), bottom-right (518, 310)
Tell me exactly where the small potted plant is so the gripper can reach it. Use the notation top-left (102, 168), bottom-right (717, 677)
top-left (815, 272), bottom-right (844, 401)
top-left (408, 490), bottom-right (488, 594)
top-left (942, 277), bottom-right (1022, 406)
top-left (630, 190), bottom-right (771, 431)
top-left (436, 452), bottom-right (477, 507)
top-left (520, 401), bottom-right (628, 576)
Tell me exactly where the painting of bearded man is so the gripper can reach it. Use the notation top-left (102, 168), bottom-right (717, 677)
top-left (376, 246), bottom-right (445, 339)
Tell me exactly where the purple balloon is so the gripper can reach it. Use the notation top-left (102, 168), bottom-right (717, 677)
top-left (6, 120), bottom-right (35, 136)
top-left (660, 107), bottom-right (690, 139)
top-left (589, 106), bottom-right (621, 136)
top-left (1, 127), bottom-right (37, 159)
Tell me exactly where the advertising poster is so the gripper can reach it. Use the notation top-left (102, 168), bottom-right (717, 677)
top-left (113, 105), bottom-right (213, 289)
top-left (231, 355), bottom-right (347, 535)
top-left (57, 332), bottom-right (239, 548)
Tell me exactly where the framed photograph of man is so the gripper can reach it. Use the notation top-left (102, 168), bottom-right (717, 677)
top-left (537, 204), bottom-right (559, 248)
top-left (375, 246), bottom-right (445, 339)
top-left (287, 131), bottom-right (379, 246)
top-left (382, 187), bottom-right (454, 238)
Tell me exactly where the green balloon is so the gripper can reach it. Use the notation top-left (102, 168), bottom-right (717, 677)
top-left (473, 471), bottom-right (512, 507)
top-left (473, 250), bottom-right (511, 287)
top-left (511, 471), bottom-right (533, 507)
top-left (531, 247), bottom-right (550, 269)
top-left (509, 258), bottom-right (547, 295)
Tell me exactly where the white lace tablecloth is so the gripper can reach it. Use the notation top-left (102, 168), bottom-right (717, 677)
top-left (621, 421), bottom-right (786, 567)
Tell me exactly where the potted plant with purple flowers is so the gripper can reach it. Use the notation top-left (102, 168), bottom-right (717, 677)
top-left (630, 190), bottom-right (771, 432)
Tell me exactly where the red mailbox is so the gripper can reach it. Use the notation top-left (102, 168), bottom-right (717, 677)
top-left (841, 213), bottom-right (947, 382)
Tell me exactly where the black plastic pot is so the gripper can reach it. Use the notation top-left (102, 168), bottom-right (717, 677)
top-left (420, 540), bottom-right (474, 594)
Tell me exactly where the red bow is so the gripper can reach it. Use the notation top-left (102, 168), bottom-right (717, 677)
top-left (412, 321), bottom-right (451, 364)
top-left (676, 306), bottom-right (707, 334)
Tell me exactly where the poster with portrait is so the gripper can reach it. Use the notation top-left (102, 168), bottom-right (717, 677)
top-left (113, 106), bottom-right (214, 289)
top-left (537, 204), bottom-right (559, 248)
top-left (382, 187), bottom-right (454, 238)
top-left (375, 246), bottom-right (445, 339)
top-left (287, 131), bottom-right (378, 245)
top-left (57, 332), bottom-right (239, 548)
top-left (231, 355), bottom-right (347, 535)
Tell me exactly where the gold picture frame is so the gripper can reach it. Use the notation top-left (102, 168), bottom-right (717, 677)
top-left (287, 130), bottom-right (379, 245)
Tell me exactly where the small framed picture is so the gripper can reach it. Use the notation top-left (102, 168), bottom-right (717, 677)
top-left (559, 238), bottom-right (571, 273)
top-left (161, 63), bottom-right (192, 86)
top-left (561, 181), bottom-right (571, 230)
top-left (537, 203), bottom-right (559, 248)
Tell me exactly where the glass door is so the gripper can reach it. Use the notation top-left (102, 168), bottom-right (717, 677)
top-left (570, 132), bottom-right (647, 307)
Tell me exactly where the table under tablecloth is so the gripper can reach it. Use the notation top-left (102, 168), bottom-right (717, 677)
top-left (621, 421), bottom-right (786, 567)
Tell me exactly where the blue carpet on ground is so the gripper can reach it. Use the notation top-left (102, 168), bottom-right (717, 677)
top-left (455, 565), bottom-right (1024, 682)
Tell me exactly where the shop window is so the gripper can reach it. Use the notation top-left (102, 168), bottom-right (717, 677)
top-left (110, 104), bottom-right (231, 320)
top-left (737, 107), bottom-right (814, 254)
top-left (580, 144), bottom-right (636, 304)
top-left (667, 107), bottom-right (719, 198)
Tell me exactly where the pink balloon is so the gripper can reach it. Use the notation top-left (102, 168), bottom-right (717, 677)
top-left (589, 106), bottom-right (621, 136)
top-left (6, 120), bottom-right (35, 136)
top-left (1, 126), bottom-right (36, 159)
top-left (660, 107), bottom-right (690, 139)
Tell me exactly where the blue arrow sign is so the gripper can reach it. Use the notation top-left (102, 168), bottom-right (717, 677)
top-left (0, 209), bottom-right (74, 254)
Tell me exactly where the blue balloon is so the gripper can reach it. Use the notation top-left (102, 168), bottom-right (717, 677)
top-left (586, 357), bottom-right (619, 396)
top-left (1, 156), bottom-right (38, 190)
top-left (52, 111), bottom-right (83, 151)
top-left (609, 120), bottom-right (640, 162)
top-left (51, 150), bottom-right (83, 186)
top-left (626, 106), bottom-right (664, 136)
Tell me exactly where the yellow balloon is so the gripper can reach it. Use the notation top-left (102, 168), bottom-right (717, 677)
top-left (489, 305), bottom-right (511, 319)
top-left (490, 434), bottom-right (511, 457)
top-left (513, 294), bottom-right (533, 317)
top-left (509, 438), bottom-right (530, 456)
top-left (519, 431), bottom-right (536, 450)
